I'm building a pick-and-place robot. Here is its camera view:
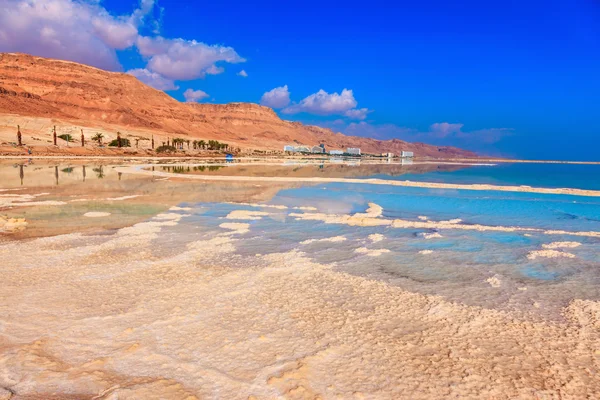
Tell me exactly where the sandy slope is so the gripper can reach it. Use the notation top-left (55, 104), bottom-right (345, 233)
top-left (0, 53), bottom-right (476, 158)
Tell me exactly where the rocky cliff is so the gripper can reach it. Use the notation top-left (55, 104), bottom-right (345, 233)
top-left (0, 53), bottom-right (477, 157)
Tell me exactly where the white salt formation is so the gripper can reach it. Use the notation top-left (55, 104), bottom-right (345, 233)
top-left (1, 221), bottom-right (599, 399)
top-left (527, 250), bottom-right (576, 260)
top-left (300, 236), bottom-right (347, 245)
top-left (83, 212), bottom-right (111, 218)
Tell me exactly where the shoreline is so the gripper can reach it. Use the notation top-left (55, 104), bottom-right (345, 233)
top-left (117, 163), bottom-right (600, 197)
top-left (0, 154), bottom-right (599, 164)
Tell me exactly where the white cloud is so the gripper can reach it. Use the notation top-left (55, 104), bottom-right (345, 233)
top-left (282, 89), bottom-right (356, 115)
top-left (91, 17), bottom-right (138, 50)
top-left (0, 0), bottom-right (245, 89)
top-left (237, 69), bottom-right (248, 77)
top-left (281, 88), bottom-right (370, 119)
top-left (344, 108), bottom-right (369, 120)
top-left (183, 88), bottom-right (209, 102)
top-left (0, 0), bottom-right (156, 71)
top-left (127, 68), bottom-right (178, 91)
top-left (260, 85), bottom-right (291, 109)
top-left (0, 0), bottom-right (119, 70)
top-left (137, 36), bottom-right (245, 80)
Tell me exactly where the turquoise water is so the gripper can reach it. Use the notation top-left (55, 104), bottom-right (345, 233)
top-left (2, 160), bottom-right (599, 319)
top-left (172, 162), bottom-right (600, 318)
top-left (182, 193), bottom-right (600, 318)
top-left (371, 162), bottom-right (600, 190)
top-left (273, 184), bottom-right (600, 231)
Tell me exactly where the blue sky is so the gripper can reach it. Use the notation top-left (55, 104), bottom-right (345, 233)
top-left (1, 0), bottom-right (598, 160)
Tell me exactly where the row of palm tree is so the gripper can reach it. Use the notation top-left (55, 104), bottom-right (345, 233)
top-left (88, 132), bottom-right (232, 153)
top-left (171, 138), bottom-right (189, 149)
top-left (192, 139), bottom-right (229, 151)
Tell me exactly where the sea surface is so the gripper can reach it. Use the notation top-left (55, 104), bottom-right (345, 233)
top-left (2, 160), bottom-right (599, 318)
top-left (2, 159), bottom-right (600, 398)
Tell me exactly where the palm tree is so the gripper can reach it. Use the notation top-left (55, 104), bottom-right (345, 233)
top-left (92, 133), bottom-right (104, 146)
top-left (186, 140), bottom-right (190, 149)
top-left (199, 140), bottom-right (206, 150)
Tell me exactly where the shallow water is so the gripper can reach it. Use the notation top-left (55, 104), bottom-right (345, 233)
top-left (1, 159), bottom-right (600, 399)
top-left (2, 160), bottom-right (599, 317)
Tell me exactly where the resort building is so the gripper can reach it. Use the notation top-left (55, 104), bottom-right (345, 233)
top-left (347, 148), bottom-right (361, 155)
top-left (381, 152), bottom-right (394, 158)
top-left (329, 150), bottom-right (344, 156)
top-left (311, 145), bottom-right (325, 154)
top-left (284, 145), bottom-right (311, 153)
top-left (401, 151), bottom-right (414, 158)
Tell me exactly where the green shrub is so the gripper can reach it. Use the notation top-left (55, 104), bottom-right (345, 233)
top-left (156, 145), bottom-right (177, 153)
top-left (58, 134), bottom-right (74, 142)
top-left (108, 138), bottom-right (131, 147)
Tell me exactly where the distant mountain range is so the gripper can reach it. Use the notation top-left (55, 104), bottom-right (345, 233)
top-left (0, 53), bottom-right (476, 157)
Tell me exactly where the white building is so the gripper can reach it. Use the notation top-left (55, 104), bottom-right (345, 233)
top-left (329, 150), bottom-right (344, 156)
top-left (401, 151), bottom-right (414, 158)
top-left (347, 148), bottom-right (361, 155)
top-left (284, 145), bottom-right (311, 153)
top-left (311, 145), bottom-right (324, 154)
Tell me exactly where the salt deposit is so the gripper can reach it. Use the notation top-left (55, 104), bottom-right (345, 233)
top-left (527, 249), bottom-right (577, 260)
top-left (486, 275), bottom-right (502, 288)
top-left (367, 233), bottom-right (385, 243)
top-left (354, 247), bottom-right (391, 257)
top-left (1, 226), bottom-right (599, 399)
top-left (0, 215), bottom-right (27, 232)
top-left (291, 203), bottom-right (600, 238)
top-left (226, 210), bottom-right (271, 220)
top-left (542, 241), bottom-right (582, 249)
top-left (106, 195), bottom-right (143, 201)
top-left (83, 212), bottom-right (111, 218)
top-left (300, 236), bottom-right (347, 245)
top-left (219, 222), bottom-right (251, 235)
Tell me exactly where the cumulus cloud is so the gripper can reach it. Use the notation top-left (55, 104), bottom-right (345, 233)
top-left (344, 108), bottom-right (370, 120)
top-left (260, 85), bottom-right (291, 109)
top-left (127, 68), bottom-right (178, 91)
top-left (237, 70), bottom-right (248, 77)
top-left (0, 0), bottom-right (245, 89)
top-left (282, 89), bottom-right (356, 115)
top-left (0, 0), bottom-right (157, 71)
top-left (137, 36), bottom-right (245, 80)
top-left (0, 0), bottom-right (118, 70)
top-left (91, 17), bottom-right (138, 50)
top-left (183, 88), bottom-right (209, 102)
top-left (280, 88), bottom-right (370, 119)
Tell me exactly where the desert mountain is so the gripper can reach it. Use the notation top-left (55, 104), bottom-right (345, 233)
top-left (0, 53), bottom-right (476, 157)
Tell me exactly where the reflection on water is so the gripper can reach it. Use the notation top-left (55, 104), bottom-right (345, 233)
top-left (1, 159), bottom-right (599, 318)
top-left (153, 161), bottom-right (473, 179)
top-left (161, 165), bottom-right (225, 174)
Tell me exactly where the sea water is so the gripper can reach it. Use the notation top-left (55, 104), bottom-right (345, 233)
top-left (2, 160), bottom-right (599, 319)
